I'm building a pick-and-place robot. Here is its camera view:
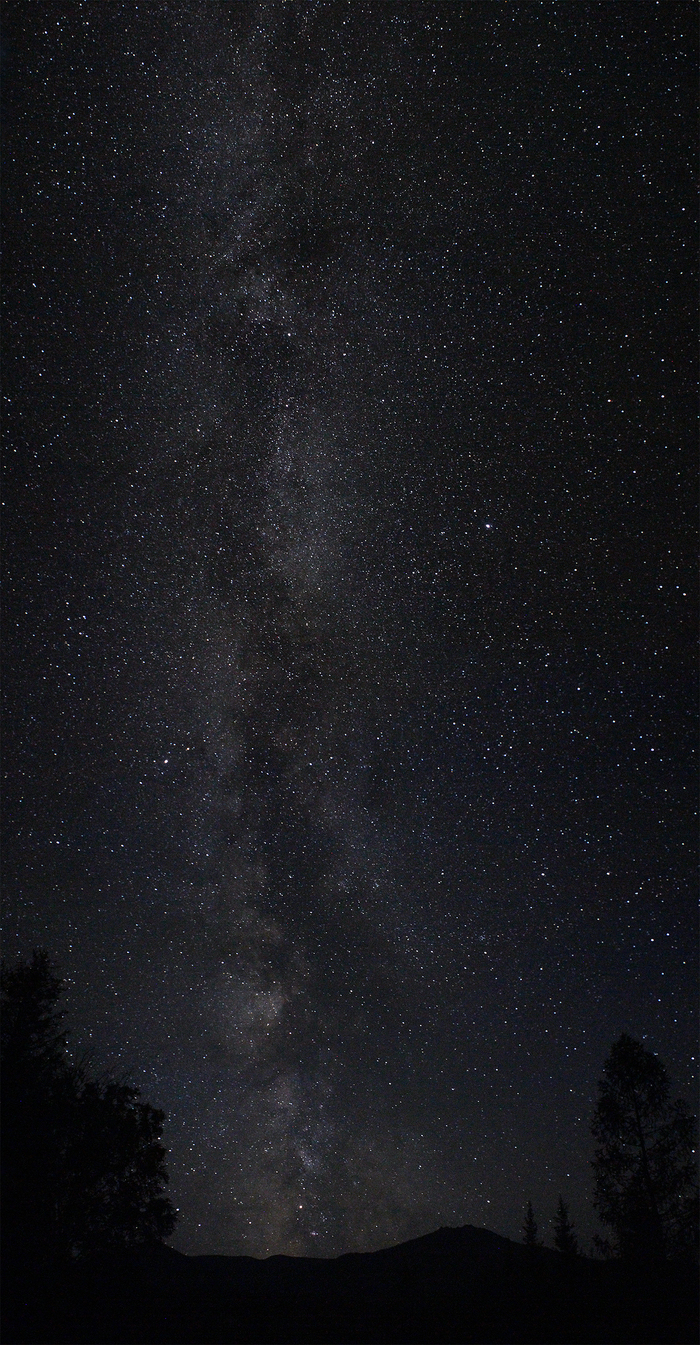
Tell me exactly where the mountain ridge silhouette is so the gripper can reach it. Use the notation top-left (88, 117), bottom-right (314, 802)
top-left (15, 1221), bottom-right (690, 1344)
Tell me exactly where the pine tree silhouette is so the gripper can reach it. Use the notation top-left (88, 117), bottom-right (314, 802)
top-left (523, 1199), bottom-right (540, 1247)
top-left (553, 1195), bottom-right (578, 1255)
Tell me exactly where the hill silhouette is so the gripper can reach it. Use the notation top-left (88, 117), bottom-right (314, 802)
top-left (7, 1223), bottom-right (697, 1343)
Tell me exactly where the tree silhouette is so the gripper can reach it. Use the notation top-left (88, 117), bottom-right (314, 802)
top-left (591, 1034), bottom-right (698, 1262)
top-left (552, 1195), bottom-right (578, 1255)
top-left (522, 1199), bottom-right (540, 1247)
top-left (1, 951), bottom-right (176, 1272)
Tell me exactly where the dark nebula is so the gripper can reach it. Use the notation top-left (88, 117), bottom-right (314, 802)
top-left (3, 1), bottom-right (696, 1258)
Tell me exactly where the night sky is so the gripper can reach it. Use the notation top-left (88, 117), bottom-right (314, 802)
top-left (3, 1), bottom-right (697, 1259)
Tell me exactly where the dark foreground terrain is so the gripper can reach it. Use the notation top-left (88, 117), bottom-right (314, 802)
top-left (4, 1225), bottom-right (698, 1344)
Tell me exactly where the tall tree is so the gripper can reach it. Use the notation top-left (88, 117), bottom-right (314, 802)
top-left (552, 1195), bottom-right (578, 1255)
top-left (591, 1034), bottom-right (698, 1262)
top-left (1, 951), bottom-right (74, 1268)
top-left (1, 951), bottom-right (176, 1270)
top-left (522, 1199), bottom-right (539, 1247)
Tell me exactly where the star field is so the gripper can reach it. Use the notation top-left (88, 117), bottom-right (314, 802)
top-left (2, 1), bottom-right (697, 1258)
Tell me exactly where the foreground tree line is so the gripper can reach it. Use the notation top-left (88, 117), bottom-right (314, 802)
top-left (2, 951), bottom-right (698, 1279)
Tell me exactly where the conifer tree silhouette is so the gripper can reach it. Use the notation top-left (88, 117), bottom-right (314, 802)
top-left (553, 1195), bottom-right (578, 1255)
top-left (522, 1199), bottom-right (540, 1247)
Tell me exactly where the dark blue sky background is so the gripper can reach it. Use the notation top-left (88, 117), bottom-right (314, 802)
top-left (3, 0), bottom-right (696, 1257)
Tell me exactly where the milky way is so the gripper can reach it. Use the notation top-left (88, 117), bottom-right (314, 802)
top-left (3, 2), bottom-right (696, 1257)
